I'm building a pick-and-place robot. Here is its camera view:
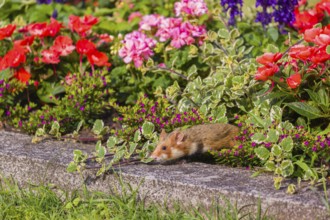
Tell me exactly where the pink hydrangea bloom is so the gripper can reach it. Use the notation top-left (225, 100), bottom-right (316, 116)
top-left (118, 31), bottom-right (157, 67)
top-left (174, 0), bottom-right (208, 17)
top-left (139, 14), bottom-right (164, 31)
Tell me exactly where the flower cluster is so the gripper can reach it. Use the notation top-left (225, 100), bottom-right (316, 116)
top-left (255, 22), bottom-right (330, 90)
top-left (220, 0), bottom-right (243, 26)
top-left (293, 0), bottom-right (330, 32)
top-left (118, 31), bottom-right (157, 68)
top-left (174, 0), bottom-right (208, 17)
top-left (120, 8), bottom-right (206, 68)
top-left (68, 15), bottom-right (99, 37)
top-left (255, 0), bottom-right (298, 29)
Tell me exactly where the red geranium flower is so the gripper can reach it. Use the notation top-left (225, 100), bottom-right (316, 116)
top-left (80, 15), bottom-right (99, 26)
top-left (2, 46), bottom-right (26, 68)
top-left (286, 73), bottom-right (301, 89)
top-left (303, 27), bottom-right (323, 43)
top-left (313, 34), bottom-right (330, 46)
top-left (76, 39), bottom-right (96, 55)
top-left (0, 24), bottom-right (16, 40)
top-left (256, 52), bottom-right (282, 65)
top-left (45, 18), bottom-right (62, 37)
top-left (87, 50), bottom-right (111, 67)
top-left (41, 48), bottom-right (61, 64)
top-left (293, 9), bottom-right (323, 33)
top-left (68, 15), bottom-right (96, 36)
top-left (14, 67), bottom-right (31, 83)
top-left (288, 45), bottom-right (315, 61)
top-left (255, 64), bottom-right (279, 81)
top-left (14, 36), bottom-right (35, 47)
top-left (28, 22), bottom-right (48, 37)
top-left (316, 0), bottom-right (330, 14)
top-left (311, 47), bottom-right (330, 64)
top-left (53, 36), bottom-right (75, 56)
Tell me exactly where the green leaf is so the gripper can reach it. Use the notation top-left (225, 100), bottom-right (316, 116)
top-left (187, 65), bottom-right (197, 79)
top-left (218, 28), bottom-right (230, 39)
top-left (267, 129), bottom-right (279, 143)
top-left (107, 136), bottom-right (117, 149)
top-left (92, 119), bottom-right (104, 135)
top-left (49, 121), bottom-right (60, 136)
top-left (254, 147), bottom-right (270, 161)
top-left (264, 161), bottom-right (276, 171)
top-left (129, 142), bottom-right (138, 155)
top-left (280, 137), bottom-right (293, 152)
top-left (66, 162), bottom-right (77, 173)
top-left (286, 102), bottom-right (324, 119)
top-left (72, 198), bottom-right (81, 206)
top-left (36, 82), bottom-right (65, 104)
top-left (281, 160), bottom-right (294, 177)
top-left (326, 45), bottom-right (330, 54)
top-left (134, 130), bottom-right (141, 142)
top-left (270, 105), bottom-right (282, 122)
top-left (142, 121), bottom-right (155, 136)
top-left (76, 120), bottom-right (84, 132)
top-left (267, 28), bottom-right (279, 42)
top-left (271, 144), bottom-right (282, 157)
top-left (273, 176), bottom-right (282, 190)
top-left (318, 88), bottom-right (329, 107)
top-left (251, 133), bottom-right (266, 144)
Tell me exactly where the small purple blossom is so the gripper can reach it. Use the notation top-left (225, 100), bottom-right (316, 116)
top-left (304, 141), bottom-right (309, 146)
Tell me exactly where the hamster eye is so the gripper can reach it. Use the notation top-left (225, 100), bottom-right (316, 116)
top-left (162, 146), bottom-right (167, 151)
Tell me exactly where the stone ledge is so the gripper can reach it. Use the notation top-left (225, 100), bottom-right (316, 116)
top-left (0, 130), bottom-right (329, 220)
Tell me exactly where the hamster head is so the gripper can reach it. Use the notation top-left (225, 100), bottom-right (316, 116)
top-left (150, 129), bottom-right (186, 162)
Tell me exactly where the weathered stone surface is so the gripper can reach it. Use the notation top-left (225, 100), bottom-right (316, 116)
top-left (0, 130), bottom-right (329, 220)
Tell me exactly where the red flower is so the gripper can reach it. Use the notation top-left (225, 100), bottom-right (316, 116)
top-left (87, 50), bottom-right (111, 67)
top-left (41, 48), bottom-right (61, 64)
top-left (53, 36), bottom-right (75, 56)
top-left (14, 67), bottom-right (31, 83)
top-left (45, 18), bottom-right (62, 37)
top-left (2, 46), bottom-right (26, 68)
top-left (311, 47), bottom-right (330, 64)
top-left (80, 15), bottom-right (99, 26)
top-left (293, 9), bottom-right (323, 33)
top-left (255, 64), bottom-right (279, 81)
top-left (28, 22), bottom-right (48, 37)
top-left (313, 34), bottom-right (330, 46)
top-left (316, 0), bottom-right (330, 14)
top-left (256, 52), bottom-right (282, 65)
top-left (288, 45), bottom-right (315, 61)
top-left (68, 15), bottom-right (98, 36)
top-left (0, 24), bottom-right (16, 40)
top-left (14, 36), bottom-right (35, 47)
top-left (303, 27), bottom-right (322, 43)
top-left (76, 39), bottom-right (96, 55)
top-left (286, 73), bottom-right (301, 89)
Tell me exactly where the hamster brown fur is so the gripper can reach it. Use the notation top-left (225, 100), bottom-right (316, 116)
top-left (150, 123), bottom-right (239, 162)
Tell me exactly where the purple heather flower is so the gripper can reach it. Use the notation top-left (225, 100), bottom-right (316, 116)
top-left (265, 142), bottom-right (272, 148)
top-left (220, 0), bottom-right (243, 26)
top-left (251, 142), bottom-right (257, 147)
top-left (312, 146), bottom-right (317, 152)
top-left (304, 141), bottom-right (309, 146)
top-left (238, 144), bottom-right (243, 149)
top-left (234, 151), bottom-right (239, 156)
top-left (295, 134), bottom-right (300, 139)
top-left (238, 122), bottom-right (242, 127)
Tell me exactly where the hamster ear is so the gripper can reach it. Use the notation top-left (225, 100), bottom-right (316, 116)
top-left (159, 129), bottom-right (167, 141)
top-left (175, 132), bottom-right (186, 145)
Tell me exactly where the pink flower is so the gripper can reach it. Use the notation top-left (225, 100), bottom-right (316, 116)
top-left (53, 36), bottom-right (75, 56)
top-left (174, 0), bottom-right (208, 17)
top-left (139, 14), bottom-right (164, 31)
top-left (118, 31), bottom-right (157, 68)
top-left (156, 18), bottom-right (206, 48)
top-left (128, 12), bottom-right (143, 22)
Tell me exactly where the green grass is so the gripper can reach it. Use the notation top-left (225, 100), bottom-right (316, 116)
top-left (0, 176), bottom-right (274, 220)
